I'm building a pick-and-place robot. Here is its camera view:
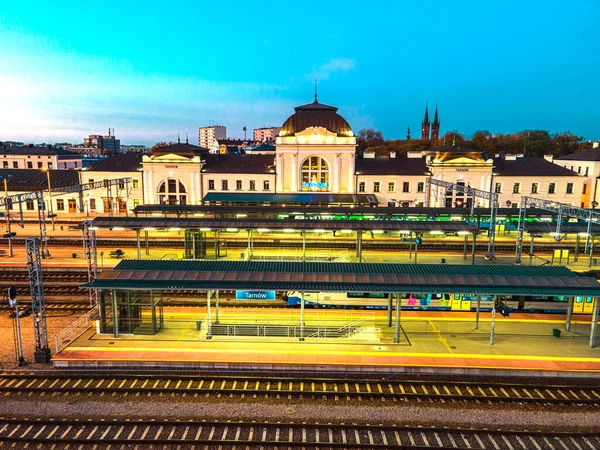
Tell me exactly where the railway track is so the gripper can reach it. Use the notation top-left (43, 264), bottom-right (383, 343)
top-left (1, 372), bottom-right (599, 406)
top-left (0, 417), bottom-right (596, 449)
top-left (0, 235), bottom-right (583, 252)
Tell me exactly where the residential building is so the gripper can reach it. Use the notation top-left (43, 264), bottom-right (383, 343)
top-left (253, 127), bottom-right (281, 142)
top-left (555, 142), bottom-right (600, 208)
top-left (0, 145), bottom-right (83, 170)
top-left (198, 125), bottom-right (226, 151)
top-left (0, 168), bottom-right (80, 215)
top-left (79, 152), bottom-right (144, 215)
top-left (83, 130), bottom-right (121, 156)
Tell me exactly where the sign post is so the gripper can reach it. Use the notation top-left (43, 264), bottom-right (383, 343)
top-left (8, 287), bottom-right (25, 365)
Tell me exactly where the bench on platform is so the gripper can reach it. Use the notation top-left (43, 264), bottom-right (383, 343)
top-left (109, 249), bottom-right (125, 259)
top-left (0, 249), bottom-right (6, 257)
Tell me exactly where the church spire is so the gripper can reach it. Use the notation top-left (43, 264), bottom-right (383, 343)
top-left (421, 103), bottom-right (430, 140)
top-left (406, 125), bottom-right (411, 140)
top-left (314, 79), bottom-right (318, 103)
top-left (431, 104), bottom-right (440, 140)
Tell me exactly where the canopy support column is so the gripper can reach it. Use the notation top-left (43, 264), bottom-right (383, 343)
top-left (566, 296), bottom-right (573, 332)
top-left (215, 290), bottom-right (220, 324)
top-left (151, 290), bottom-right (157, 334)
top-left (414, 234), bottom-right (419, 264)
top-left (574, 234), bottom-right (580, 262)
top-left (387, 293), bottom-right (393, 327)
top-left (590, 298), bottom-right (598, 348)
top-left (144, 230), bottom-right (149, 256)
top-left (393, 294), bottom-right (401, 343)
top-left (192, 231), bottom-right (196, 260)
top-left (302, 232), bottom-right (306, 261)
top-left (112, 289), bottom-right (119, 338)
top-left (589, 235), bottom-right (595, 268)
top-left (490, 307), bottom-right (496, 345)
top-left (408, 232), bottom-right (413, 260)
top-left (529, 234), bottom-right (534, 266)
top-left (471, 232), bottom-right (477, 265)
top-left (206, 290), bottom-right (212, 339)
top-left (475, 294), bottom-right (481, 330)
top-left (463, 234), bottom-right (468, 260)
top-left (356, 231), bottom-right (362, 262)
top-left (247, 230), bottom-right (252, 260)
top-left (136, 230), bottom-right (141, 260)
top-left (300, 292), bottom-right (305, 341)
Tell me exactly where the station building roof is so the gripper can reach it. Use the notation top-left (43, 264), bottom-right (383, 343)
top-left (557, 147), bottom-right (600, 162)
top-left (88, 217), bottom-right (478, 233)
top-left (493, 157), bottom-right (577, 177)
top-left (85, 152), bottom-right (142, 172)
top-left (0, 169), bottom-right (80, 191)
top-left (83, 260), bottom-right (600, 297)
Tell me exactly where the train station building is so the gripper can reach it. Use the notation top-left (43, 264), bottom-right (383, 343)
top-left (137, 97), bottom-right (583, 210)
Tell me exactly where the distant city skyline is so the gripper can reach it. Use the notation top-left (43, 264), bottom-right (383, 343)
top-left (0, 0), bottom-right (598, 146)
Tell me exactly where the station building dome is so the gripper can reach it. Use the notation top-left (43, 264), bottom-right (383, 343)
top-left (279, 98), bottom-right (353, 137)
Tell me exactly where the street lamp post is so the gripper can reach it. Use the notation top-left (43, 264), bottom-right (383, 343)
top-left (43, 169), bottom-right (55, 231)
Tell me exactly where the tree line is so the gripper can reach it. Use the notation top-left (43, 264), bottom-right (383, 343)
top-left (357, 129), bottom-right (593, 158)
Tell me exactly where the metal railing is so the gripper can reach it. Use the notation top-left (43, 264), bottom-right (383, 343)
top-left (54, 306), bottom-right (100, 354)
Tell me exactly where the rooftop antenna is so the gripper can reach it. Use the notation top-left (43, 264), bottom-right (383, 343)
top-left (186, 132), bottom-right (188, 144)
top-left (177, 132), bottom-right (180, 144)
top-left (108, 128), bottom-right (111, 137)
top-left (314, 79), bottom-right (318, 102)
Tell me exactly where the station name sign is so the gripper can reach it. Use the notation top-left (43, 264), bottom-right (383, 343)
top-left (455, 168), bottom-right (469, 172)
top-left (235, 290), bottom-right (276, 300)
top-left (302, 181), bottom-right (328, 189)
top-left (165, 165), bottom-right (179, 168)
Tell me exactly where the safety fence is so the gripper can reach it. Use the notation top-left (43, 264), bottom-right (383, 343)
top-left (54, 306), bottom-right (100, 354)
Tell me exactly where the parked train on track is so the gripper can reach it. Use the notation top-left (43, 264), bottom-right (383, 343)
top-left (284, 291), bottom-right (596, 314)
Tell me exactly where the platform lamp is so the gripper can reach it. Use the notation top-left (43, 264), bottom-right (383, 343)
top-left (593, 201), bottom-right (598, 210)
top-left (41, 167), bottom-right (55, 231)
top-left (1, 174), bottom-right (15, 256)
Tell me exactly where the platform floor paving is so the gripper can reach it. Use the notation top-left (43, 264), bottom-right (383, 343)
top-left (53, 308), bottom-right (600, 377)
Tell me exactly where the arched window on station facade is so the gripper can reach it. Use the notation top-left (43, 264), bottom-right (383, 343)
top-left (300, 156), bottom-right (330, 192)
top-left (157, 178), bottom-right (187, 205)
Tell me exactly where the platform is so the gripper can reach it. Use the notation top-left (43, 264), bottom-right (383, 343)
top-left (53, 307), bottom-right (600, 378)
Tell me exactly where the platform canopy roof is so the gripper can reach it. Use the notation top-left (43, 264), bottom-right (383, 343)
top-left (87, 217), bottom-right (478, 233)
top-left (132, 204), bottom-right (554, 218)
top-left (82, 260), bottom-right (600, 297)
top-left (525, 223), bottom-right (600, 235)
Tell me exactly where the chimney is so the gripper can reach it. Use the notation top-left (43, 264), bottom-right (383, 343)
top-left (544, 154), bottom-right (554, 162)
top-left (593, 141), bottom-right (599, 149)
top-left (390, 151), bottom-right (396, 158)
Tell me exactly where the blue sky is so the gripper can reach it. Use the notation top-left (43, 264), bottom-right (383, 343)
top-left (0, 0), bottom-right (598, 145)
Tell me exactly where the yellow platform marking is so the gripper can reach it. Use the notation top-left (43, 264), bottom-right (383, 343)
top-left (61, 345), bottom-right (600, 363)
top-left (151, 311), bottom-right (594, 325)
top-left (427, 321), bottom-right (454, 354)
